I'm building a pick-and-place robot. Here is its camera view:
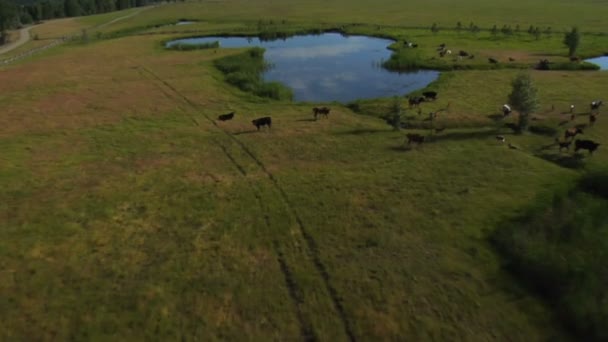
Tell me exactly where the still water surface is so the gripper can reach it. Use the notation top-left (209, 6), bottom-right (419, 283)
top-left (167, 33), bottom-right (439, 102)
top-left (585, 56), bottom-right (608, 70)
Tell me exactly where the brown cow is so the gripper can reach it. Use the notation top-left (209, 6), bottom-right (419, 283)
top-left (564, 127), bottom-right (583, 140)
top-left (405, 133), bottom-right (425, 145)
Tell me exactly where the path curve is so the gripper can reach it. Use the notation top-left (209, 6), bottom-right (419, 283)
top-left (0, 5), bottom-right (155, 63)
top-left (0, 26), bottom-right (36, 56)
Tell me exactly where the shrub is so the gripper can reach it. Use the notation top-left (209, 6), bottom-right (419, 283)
top-left (492, 175), bottom-right (608, 340)
top-left (214, 48), bottom-right (292, 101)
top-left (168, 41), bottom-right (219, 51)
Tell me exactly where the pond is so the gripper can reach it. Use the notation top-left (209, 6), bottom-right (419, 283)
top-left (166, 33), bottom-right (439, 102)
top-left (585, 56), bottom-right (608, 70)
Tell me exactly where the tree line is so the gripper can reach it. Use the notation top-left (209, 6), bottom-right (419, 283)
top-left (0, 0), bottom-right (169, 44)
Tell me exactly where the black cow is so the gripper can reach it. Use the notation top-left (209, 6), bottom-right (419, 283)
top-left (313, 107), bottom-right (330, 119)
top-left (488, 57), bottom-right (498, 64)
top-left (408, 96), bottom-right (425, 107)
top-left (422, 91), bottom-right (438, 101)
top-left (405, 133), bottom-right (425, 145)
top-left (537, 59), bottom-right (550, 70)
top-left (458, 50), bottom-right (469, 57)
top-left (591, 100), bottom-right (603, 111)
top-left (252, 117), bottom-right (272, 130)
top-left (564, 127), bottom-right (583, 140)
top-left (217, 112), bottom-right (235, 121)
top-left (575, 139), bottom-right (600, 154)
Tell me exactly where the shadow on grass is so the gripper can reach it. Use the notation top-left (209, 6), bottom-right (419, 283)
top-left (387, 145), bottom-right (416, 152)
top-left (233, 130), bottom-right (259, 135)
top-left (427, 129), bottom-right (502, 143)
top-left (295, 118), bottom-right (317, 122)
top-left (487, 113), bottom-right (505, 121)
top-left (529, 125), bottom-right (558, 136)
top-left (536, 152), bottom-right (586, 169)
top-left (337, 128), bottom-right (389, 135)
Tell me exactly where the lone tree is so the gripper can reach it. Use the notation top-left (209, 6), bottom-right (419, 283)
top-left (563, 27), bottom-right (580, 57)
top-left (508, 73), bottom-right (539, 133)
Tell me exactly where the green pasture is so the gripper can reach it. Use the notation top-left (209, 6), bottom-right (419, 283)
top-left (2, 0), bottom-right (608, 340)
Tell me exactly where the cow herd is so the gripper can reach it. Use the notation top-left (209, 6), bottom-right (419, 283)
top-left (551, 100), bottom-right (603, 155)
top-left (215, 93), bottom-right (601, 158)
top-left (215, 106), bottom-right (332, 131)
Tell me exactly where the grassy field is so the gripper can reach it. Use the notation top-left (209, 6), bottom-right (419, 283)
top-left (2, 0), bottom-right (608, 340)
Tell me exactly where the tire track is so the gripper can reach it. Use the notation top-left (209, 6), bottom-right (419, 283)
top-left (215, 141), bottom-right (317, 341)
top-left (137, 65), bottom-right (317, 341)
top-left (138, 65), bottom-right (354, 341)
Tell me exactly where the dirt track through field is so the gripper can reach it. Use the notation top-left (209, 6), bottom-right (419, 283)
top-left (0, 6), bottom-right (155, 65)
top-left (136, 64), bottom-right (356, 341)
top-left (0, 26), bottom-right (35, 55)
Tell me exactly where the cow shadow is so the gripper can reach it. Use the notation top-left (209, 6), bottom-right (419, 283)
top-left (296, 118), bottom-right (317, 122)
top-left (536, 152), bottom-right (586, 169)
top-left (529, 125), bottom-right (558, 136)
top-left (338, 128), bottom-right (389, 135)
top-left (388, 145), bottom-right (416, 152)
top-left (427, 129), bottom-right (502, 143)
top-left (233, 130), bottom-right (259, 135)
top-left (487, 113), bottom-right (505, 121)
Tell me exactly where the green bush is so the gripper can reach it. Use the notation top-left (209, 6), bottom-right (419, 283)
top-left (168, 41), bottom-right (219, 51)
top-left (214, 48), bottom-right (292, 101)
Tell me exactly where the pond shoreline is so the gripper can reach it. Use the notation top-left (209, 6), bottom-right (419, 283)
top-left (166, 33), bottom-right (439, 103)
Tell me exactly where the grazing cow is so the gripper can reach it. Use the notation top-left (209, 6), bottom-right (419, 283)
top-left (590, 114), bottom-right (597, 125)
top-left (217, 112), bottom-right (235, 121)
top-left (591, 100), bottom-right (603, 111)
top-left (458, 50), bottom-right (469, 57)
top-left (422, 91), bottom-right (438, 101)
top-left (408, 96), bottom-right (425, 107)
top-left (502, 104), bottom-right (512, 116)
top-left (412, 44), bottom-right (418, 48)
top-left (488, 57), bottom-right (498, 64)
top-left (574, 139), bottom-right (600, 155)
top-left (508, 57), bottom-right (515, 62)
top-left (537, 59), bottom-right (550, 70)
top-left (252, 116), bottom-right (272, 130)
top-left (555, 138), bottom-right (572, 152)
top-left (313, 107), bottom-right (330, 120)
top-left (496, 135), bottom-right (506, 143)
top-left (405, 133), bottom-right (425, 145)
top-left (564, 127), bottom-right (583, 139)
